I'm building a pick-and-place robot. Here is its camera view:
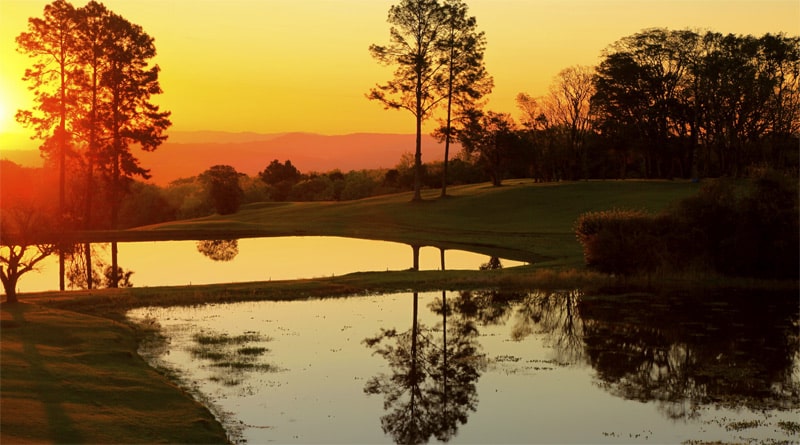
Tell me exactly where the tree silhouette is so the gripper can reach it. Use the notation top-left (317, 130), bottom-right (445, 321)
top-left (0, 205), bottom-right (58, 303)
top-left (258, 159), bottom-right (302, 202)
top-left (16, 1), bottom-right (170, 290)
top-left (434, 0), bottom-right (492, 197)
top-left (201, 165), bottom-right (244, 215)
top-left (510, 290), bottom-right (586, 364)
top-left (457, 110), bottom-right (520, 186)
top-left (16, 0), bottom-right (81, 291)
top-left (369, 0), bottom-right (449, 202)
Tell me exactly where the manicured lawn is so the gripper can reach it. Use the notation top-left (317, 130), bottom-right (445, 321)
top-left (139, 179), bottom-right (699, 267)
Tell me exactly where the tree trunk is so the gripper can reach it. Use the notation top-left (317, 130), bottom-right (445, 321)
top-left (413, 113), bottom-right (423, 202)
top-left (1, 267), bottom-right (19, 304)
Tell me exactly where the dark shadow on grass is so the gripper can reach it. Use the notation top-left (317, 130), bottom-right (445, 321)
top-left (6, 303), bottom-right (84, 443)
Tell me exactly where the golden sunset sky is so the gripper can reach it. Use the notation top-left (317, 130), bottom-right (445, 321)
top-left (0, 0), bottom-right (798, 142)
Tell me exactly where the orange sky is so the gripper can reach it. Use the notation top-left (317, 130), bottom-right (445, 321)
top-left (1, 0), bottom-right (798, 145)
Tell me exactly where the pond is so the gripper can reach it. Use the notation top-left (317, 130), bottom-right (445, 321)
top-left (8, 236), bottom-right (526, 294)
top-left (128, 289), bottom-right (800, 444)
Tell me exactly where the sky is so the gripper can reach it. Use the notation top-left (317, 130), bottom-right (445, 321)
top-left (0, 0), bottom-right (798, 143)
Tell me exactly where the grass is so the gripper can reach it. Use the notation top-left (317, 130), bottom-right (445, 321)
top-left (7, 179), bottom-right (793, 444)
top-left (133, 179), bottom-right (699, 267)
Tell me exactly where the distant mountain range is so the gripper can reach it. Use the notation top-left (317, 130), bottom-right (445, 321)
top-left (0, 131), bottom-right (456, 185)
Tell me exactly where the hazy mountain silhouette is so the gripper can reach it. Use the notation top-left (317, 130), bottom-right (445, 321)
top-left (0, 131), bottom-right (454, 185)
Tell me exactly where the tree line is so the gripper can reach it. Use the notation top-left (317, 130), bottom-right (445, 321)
top-left (468, 29), bottom-right (799, 183)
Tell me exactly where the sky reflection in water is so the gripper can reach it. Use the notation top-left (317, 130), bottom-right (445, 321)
top-left (128, 290), bottom-right (800, 444)
top-left (11, 236), bottom-right (525, 293)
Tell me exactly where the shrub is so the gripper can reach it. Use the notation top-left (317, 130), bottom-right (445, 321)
top-left (576, 170), bottom-right (799, 280)
top-left (574, 209), bottom-right (665, 276)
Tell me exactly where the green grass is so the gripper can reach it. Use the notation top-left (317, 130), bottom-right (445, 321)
top-left (136, 179), bottom-right (699, 267)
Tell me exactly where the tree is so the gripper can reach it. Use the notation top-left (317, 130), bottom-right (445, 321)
top-left (16, 1), bottom-right (171, 290)
top-left (457, 109), bottom-right (520, 186)
top-left (364, 292), bottom-right (484, 443)
top-left (369, 0), bottom-right (449, 201)
top-left (544, 65), bottom-right (595, 179)
top-left (200, 165), bottom-right (244, 215)
top-left (258, 159), bottom-right (303, 201)
top-left (16, 0), bottom-right (81, 291)
top-left (593, 29), bottom-right (697, 179)
top-left (93, 7), bottom-right (170, 287)
top-left (434, 0), bottom-right (492, 197)
top-left (0, 205), bottom-right (58, 303)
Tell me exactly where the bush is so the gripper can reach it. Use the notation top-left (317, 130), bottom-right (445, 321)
top-left (576, 170), bottom-right (799, 279)
top-left (575, 209), bottom-right (665, 276)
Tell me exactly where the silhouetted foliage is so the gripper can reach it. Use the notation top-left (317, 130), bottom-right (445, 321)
top-left (16, 0), bottom-right (171, 290)
top-left (0, 204), bottom-right (59, 302)
top-left (433, 0), bottom-right (492, 197)
top-left (592, 29), bottom-right (799, 179)
top-left (200, 165), bottom-right (244, 215)
top-left (457, 109), bottom-right (521, 186)
top-left (580, 291), bottom-right (799, 417)
top-left (369, 0), bottom-right (450, 201)
top-left (259, 160), bottom-right (302, 202)
top-left (668, 171), bottom-right (799, 278)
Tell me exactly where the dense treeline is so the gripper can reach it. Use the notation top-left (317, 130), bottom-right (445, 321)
top-left (508, 29), bottom-right (800, 182)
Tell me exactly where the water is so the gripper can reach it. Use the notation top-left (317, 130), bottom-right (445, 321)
top-left (128, 289), bottom-right (800, 444)
top-left (7, 236), bottom-right (526, 294)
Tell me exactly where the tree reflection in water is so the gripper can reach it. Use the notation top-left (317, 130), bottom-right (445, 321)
top-left (578, 291), bottom-right (800, 419)
top-left (196, 239), bottom-right (239, 262)
top-left (510, 290), bottom-right (586, 364)
top-left (363, 292), bottom-right (485, 444)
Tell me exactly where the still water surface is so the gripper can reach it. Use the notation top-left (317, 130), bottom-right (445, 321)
top-left (11, 236), bottom-right (524, 294)
top-left (128, 290), bottom-right (800, 444)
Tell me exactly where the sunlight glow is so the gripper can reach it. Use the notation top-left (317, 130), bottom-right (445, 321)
top-left (0, 93), bottom-right (10, 133)
top-left (1, 0), bottom-right (798, 136)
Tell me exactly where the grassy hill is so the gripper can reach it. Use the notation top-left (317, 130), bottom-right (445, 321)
top-left (139, 179), bottom-right (699, 268)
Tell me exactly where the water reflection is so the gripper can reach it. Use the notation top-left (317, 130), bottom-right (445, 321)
top-left (196, 239), bottom-right (239, 262)
top-left (10, 236), bottom-right (526, 294)
top-left (65, 243), bottom-right (134, 289)
top-left (128, 290), bottom-right (799, 444)
top-left (364, 292), bottom-right (485, 444)
top-left (578, 291), bottom-right (800, 418)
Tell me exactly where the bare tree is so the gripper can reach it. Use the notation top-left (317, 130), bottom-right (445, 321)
top-left (546, 66), bottom-right (595, 179)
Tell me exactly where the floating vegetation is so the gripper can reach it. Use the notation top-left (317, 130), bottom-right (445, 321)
top-left (777, 420), bottom-right (800, 434)
top-left (186, 329), bottom-right (278, 387)
top-left (724, 419), bottom-right (762, 431)
top-left (194, 332), bottom-right (265, 345)
top-left (237, 347), bottom-right (269, 356)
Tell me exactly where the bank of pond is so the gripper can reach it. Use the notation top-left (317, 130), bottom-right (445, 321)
top-left (128, 288), bottom-right (799, 444)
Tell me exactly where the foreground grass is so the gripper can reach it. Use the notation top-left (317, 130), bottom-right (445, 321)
top-left (0, 302), bottom-right (229, 444)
